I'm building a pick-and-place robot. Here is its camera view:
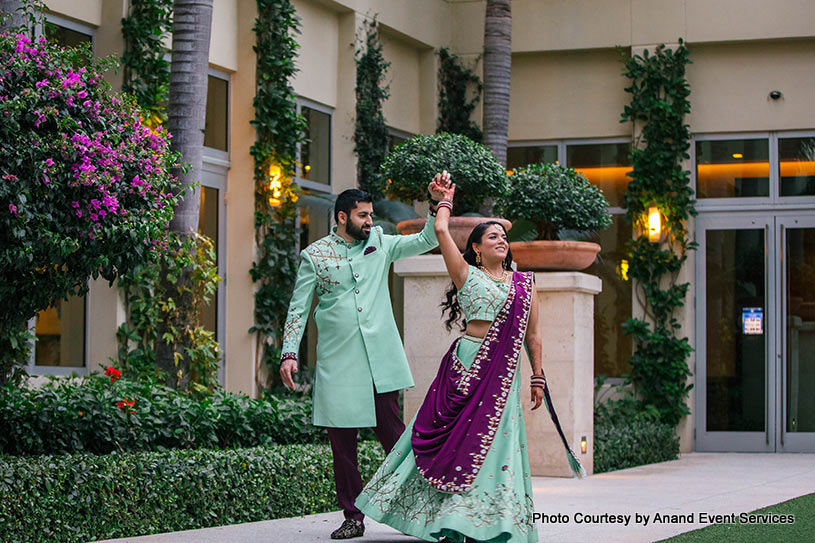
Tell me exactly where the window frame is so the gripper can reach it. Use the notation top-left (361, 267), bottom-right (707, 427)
top-left (36, 13), bottom-right (95, 54)
top-left (693, 132), bottom-right (815, 213)
top-left (202, 144), bottom-right (229, 386)
top-left (776, 129), bottom-right (815, 205)
top-left (563, 136), bottom-right (631, 216)
top-left (692, 132), bottom-right (774, 209)
top-left (295, 97), bottom-right (333, 193)
top-left (203, 68), bottom-right (230, 159)
top-left (26, 295), bottom-right (90, 376)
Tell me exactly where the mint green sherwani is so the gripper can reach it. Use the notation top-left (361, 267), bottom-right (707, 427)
top-left (281, 214), bottom-right (437, 427)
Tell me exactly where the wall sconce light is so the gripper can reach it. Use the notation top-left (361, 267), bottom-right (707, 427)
top-left (580, 436), bottom-right (587, 454)
top-left (268, 163), bottom-right (283, 207)
top-left (647, 206), bottom-right (663, 243)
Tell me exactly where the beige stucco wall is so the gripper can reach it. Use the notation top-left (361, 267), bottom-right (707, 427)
top-left (687, 39), bottom-right (815, 134)
top-left (45, 0), bottom-right (102, 26)
top-left (381, 29), bottom-right (423, 135)
top-left (222, 0), bottom-right (259, 395)
top-left (292, 0), bottom-right (340, 107)
top-left (210, 0), bottom-right (238, 71)
top-left (509, 49), bottom-right (631, 141)
top-left (451, 0), bottom-right (815, 54)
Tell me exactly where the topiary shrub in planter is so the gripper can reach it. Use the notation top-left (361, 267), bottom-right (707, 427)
top-left (382, 133), bottom-right (509, 249)
top-left (383, 133), bottom-right (506, 214)
top-left (496, 163), bottom-right (612, 270)
top-left (0, 33), bottom-right (182, 384)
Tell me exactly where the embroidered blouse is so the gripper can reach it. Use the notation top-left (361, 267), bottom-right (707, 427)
top-left (457, 265), bottom-right (511, 322)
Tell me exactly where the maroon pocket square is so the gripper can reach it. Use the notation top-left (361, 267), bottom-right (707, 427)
top-left (364, 246), bottom-right (377, 255)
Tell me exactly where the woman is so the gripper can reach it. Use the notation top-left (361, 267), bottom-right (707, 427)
top-left (356, 171), bottom-right (580, 542)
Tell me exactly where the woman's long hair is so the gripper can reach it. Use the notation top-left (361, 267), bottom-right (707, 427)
top-left (441, 221), bottom-right (514, 331)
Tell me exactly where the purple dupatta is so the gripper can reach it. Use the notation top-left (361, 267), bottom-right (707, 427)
top-left (411, 271), bottom-right (534, 493)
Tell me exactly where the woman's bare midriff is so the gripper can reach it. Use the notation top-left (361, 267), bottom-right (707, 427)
top-left (464, 320), bottom-right (491, 338)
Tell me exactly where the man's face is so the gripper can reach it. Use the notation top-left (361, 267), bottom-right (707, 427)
top-left (342, 202), bottom-right (374, 241)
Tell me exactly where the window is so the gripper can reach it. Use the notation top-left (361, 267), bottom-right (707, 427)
top-left (563, 141), bottom-right (632, 379)
top-left (779, 137), bottom-right (815, 197)
top-left (296, 99), bottom-right (332, 191)
top-left (198, 186), bottom-right (220, 336)
top-left (28, 296), bottom-right (87, 371)
top-left (566, 142), bottom-right (631, 208)
top-left (204, 75), bottom-right (228, 152)
top-left (387, 128), bottom-right (412, 152)
top-left (696, 138), bottom-right (770, 198)
top-left (41, 15), bottom-right (93, 63)
top-left (511, 139), bottom-right (635, 378)
top-left (27, 15), bottom-right (93, 374)
top-left (506, 145), bottom-right (558, 171)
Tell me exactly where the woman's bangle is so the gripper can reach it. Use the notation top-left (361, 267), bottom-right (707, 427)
top-left (437, 200), bottom-right (453, 212)
top-left (530, 374), bottom-right (546, 388)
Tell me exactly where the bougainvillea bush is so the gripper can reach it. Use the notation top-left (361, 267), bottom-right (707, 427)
top-left (0, 33), bottom-right (182, 383)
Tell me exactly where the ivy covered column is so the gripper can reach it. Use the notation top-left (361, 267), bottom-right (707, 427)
top-left (622, 41), bottom-right (696, 451)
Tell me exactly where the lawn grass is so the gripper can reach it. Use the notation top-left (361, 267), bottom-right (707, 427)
top-left (659, 493), bottom-right (814, 542)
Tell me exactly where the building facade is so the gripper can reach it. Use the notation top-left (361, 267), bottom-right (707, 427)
top-left (30, 0), bottom-right (815, 454)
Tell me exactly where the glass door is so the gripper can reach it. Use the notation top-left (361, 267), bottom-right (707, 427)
top-left (696, 214), bottom-right (777, 452)
top-left (777, 215), bottom-right (815, 452)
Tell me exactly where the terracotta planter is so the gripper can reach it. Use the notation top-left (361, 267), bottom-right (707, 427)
top-left (396, 216), bottom-right (512, 252)
top-left (510, 240), bottom-right (601, 271)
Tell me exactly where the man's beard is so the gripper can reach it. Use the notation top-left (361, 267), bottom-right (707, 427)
top-left (346, 220), bottom-right (370, 241)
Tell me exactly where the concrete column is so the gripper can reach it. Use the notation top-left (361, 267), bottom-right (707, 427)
top-left (395, 255), bottom-right (601, 477)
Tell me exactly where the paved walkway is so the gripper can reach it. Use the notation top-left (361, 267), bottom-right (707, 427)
top-left (99, 452), bottom-right (815, 543)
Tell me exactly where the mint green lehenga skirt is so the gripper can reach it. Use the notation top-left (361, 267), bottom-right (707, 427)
top-left (355, 336), bottom-right (539, 543)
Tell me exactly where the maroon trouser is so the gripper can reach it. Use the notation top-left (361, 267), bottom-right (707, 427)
top-left (326, 389), bottom-right (405, 522)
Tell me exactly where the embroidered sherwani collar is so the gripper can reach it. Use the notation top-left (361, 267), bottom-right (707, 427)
top-left (330, 227), bottom-right (364, 245)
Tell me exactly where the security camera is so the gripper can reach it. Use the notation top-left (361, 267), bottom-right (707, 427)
top-left (769, 90), bottom-right (782, 100)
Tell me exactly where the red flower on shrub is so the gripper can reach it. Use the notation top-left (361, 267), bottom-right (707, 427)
top-left (116, 397), bottom-right (135, 413)
top-left (105, 366), bottom-right (121, 382)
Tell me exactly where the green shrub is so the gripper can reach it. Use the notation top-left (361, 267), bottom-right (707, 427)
top-left (593, 419), bottom-right (679, 474)
top-left (0, 442), bottom-right (385, 542)
top-left (0, 375), bottom-right (325, 455)
top-left (497, 162), bottom-right (611, 240)
top-left (593, 381), bottom-right (679, 473)
top-left (383, 133), bottom-right (506, 214)
top-left (116, 232), bottom-right (221, 393)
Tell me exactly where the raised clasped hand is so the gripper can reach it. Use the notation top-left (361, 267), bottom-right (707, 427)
top-left (428, 170), bottom-right (455, 201)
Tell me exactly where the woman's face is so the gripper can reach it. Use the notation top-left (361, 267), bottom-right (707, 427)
top-left (473, 224), bottom-right (508, 265)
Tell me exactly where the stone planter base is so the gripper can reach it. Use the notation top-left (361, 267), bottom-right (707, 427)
top-left (397, 216), bottom-right (512, 252)
top-left (510, 240), bottom-right (601, 271)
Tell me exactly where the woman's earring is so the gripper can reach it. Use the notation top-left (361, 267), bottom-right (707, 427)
top-left (475, 252), bottom-right (482, 266)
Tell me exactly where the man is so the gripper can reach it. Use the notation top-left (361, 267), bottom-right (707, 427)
top-left (280, 181), bottom-right (446, 539)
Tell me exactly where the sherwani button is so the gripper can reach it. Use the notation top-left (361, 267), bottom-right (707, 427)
top-left (348, 258), bottom-right (353, 261)
top-left (355, 289), bottom-right (360, 294)
top-left (358, 307), bottom-right (363, 312)
top-left (354, 273), bottom-right (359, 278)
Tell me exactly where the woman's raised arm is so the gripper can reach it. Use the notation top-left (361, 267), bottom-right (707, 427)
top-left (429, 171), bottom-right (468, 289)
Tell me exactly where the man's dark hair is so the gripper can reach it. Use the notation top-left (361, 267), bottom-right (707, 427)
top-left (334, 189), bottom-right (373, 222)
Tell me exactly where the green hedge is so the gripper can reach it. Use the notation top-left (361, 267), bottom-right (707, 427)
top-left (594, 419), bottom-right (679, 474)
top-left (0, 442), bottom-right (385, 543)
top-left (0, 376), bottom-right (326, 455)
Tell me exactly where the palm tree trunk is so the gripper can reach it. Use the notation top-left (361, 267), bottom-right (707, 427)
top-left (156, 0), bottom-right (213, 388)
top-left (167, 0), bottom-right (213, 234)
top-left (482, 0), bottom-right (512, 167)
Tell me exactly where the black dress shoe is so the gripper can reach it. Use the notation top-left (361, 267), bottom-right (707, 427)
top-left (330, 519), bottom-right (365, 539)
